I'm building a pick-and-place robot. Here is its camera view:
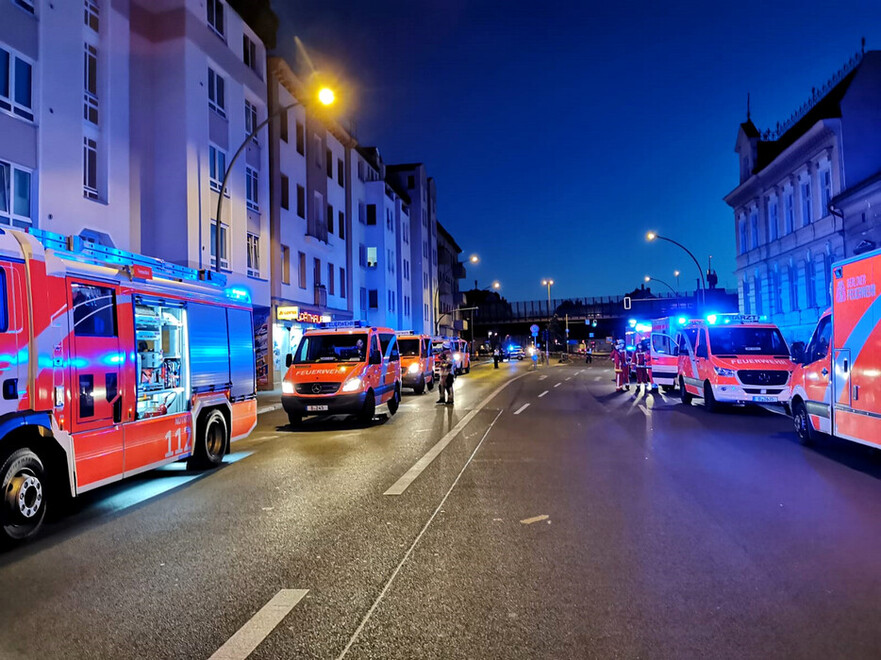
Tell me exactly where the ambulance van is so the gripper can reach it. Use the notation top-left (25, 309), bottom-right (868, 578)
top-left (676, 314), bottom-right (794, 412)
top-left (397, 332), bottom-right (435, 394)
top-left (790, 248), bottom-right (881, 447)
top-left (649, 316), bottom-right (685, 390)
top-left (282, 323), bottom-right (402, 426)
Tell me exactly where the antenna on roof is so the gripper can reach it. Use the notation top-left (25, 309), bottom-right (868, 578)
top-left (746, 92), bottom-right (751, 121)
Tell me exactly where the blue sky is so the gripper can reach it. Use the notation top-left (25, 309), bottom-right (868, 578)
top-left (275, 1), bottom-right (881, 301)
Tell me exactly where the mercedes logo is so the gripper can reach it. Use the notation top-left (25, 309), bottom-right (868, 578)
top-left (311, 384), bottom-right (322, 394)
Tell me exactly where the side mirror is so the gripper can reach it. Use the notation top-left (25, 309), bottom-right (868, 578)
top-left (285, 353), bottom-right (293, 367)
top-left (370, 351), bottom-right (382, 365)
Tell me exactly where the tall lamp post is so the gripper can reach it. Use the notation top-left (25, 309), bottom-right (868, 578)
top-left (644, 275), bottom-right (677, 295)
top-left (541, 279), bottom-right (554, 362)
top-left (646, 232), bottom-right (706, 307)
top-left (213, 86), bottom-right (336, 272)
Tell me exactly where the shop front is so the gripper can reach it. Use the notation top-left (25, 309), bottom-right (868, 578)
top-left (272, 305), bottom-right (333, 386)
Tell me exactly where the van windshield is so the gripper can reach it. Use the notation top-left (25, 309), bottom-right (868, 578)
top-left (293, 333), bottom-right (368, 363)
top-left (398, 338), bottom-right (420, 356)
top-left (707, 327), bottom-right (788, 355)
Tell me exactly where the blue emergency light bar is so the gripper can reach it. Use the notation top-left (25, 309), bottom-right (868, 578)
top-left (318, 320), bottom-right (366, 329)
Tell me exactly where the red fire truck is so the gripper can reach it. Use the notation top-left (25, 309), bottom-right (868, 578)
top-left (790, 249), bottom-right (881, 447)
top-left (0, 228), bottom-right (257, 544)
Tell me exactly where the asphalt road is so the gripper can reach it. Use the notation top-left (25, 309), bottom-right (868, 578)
top-left (3, 359), bottom-right (881, 659)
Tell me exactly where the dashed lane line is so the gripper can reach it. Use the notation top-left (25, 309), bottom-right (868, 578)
top-left (539, 375), bottom-right (548, 381)
top-left (513, 403), bottom-right (530, 415)
top-left (565, 377), bottom-right (571, 381)
top-left (209, 589), bottom-right (309, 660)
top-left (554, 383), bottom-right (562, 388)
top-left (538, 390), bottom-right (549, 398)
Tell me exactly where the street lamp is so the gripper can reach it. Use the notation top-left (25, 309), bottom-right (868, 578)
top-left (674, 270), bottom-right (681, 290)
top-left (541, 279), bottom-right (554, 361)
top-left (469, 254), bottom-right (480, 264)
top-left (214, 86), bottom-right (336, 272)
top-left (646, 231), bottom-right (706, 305)
top-left (644, 275), bottom-right (676, 295)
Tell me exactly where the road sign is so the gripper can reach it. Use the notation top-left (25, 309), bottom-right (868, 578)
top-left (530, 324), bottom-right (539, 336)
top-left (623, 296), bottom-right (632, 310)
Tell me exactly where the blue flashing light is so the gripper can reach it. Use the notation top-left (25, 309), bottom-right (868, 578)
top-left (508, 344), bottom-right (514, 351)
top-left (628, 319), bottom-right (637, 327)
top-left (706, 314), bottom-right (718, 325)
top-left (677, 316), bottom-right (687, 325)
top-left (319, 320), bottom-right (366, 329)
top-left (225, 286), bottom-right (251, 303)
top-left (635, 323), bottom-right (651, 333)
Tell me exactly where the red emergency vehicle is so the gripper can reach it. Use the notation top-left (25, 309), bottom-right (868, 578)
top-left (0, 228), bottom-right (257, 543)
top-left (650, 316), bottom-right (687, 390)
top-left (676, 314), bottom-right (794, 411)
top-left (397, 332), bottom-right (435, 394)
top-left (790, 249), bottom-right (881, 446)
top-left (282, 323), bottom-right (402, 425)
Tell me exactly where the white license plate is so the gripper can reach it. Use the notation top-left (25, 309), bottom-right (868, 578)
top-left (306, 405), bottom-right (329, 412)
top-left (752, 396), bottom-right (776, 403)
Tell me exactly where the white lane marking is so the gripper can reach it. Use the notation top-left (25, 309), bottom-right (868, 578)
top-left (384, 371), bottom-right (531, 496)
top-left (513, 403), bottom-right (530, 415)
top-left (209, 589), bottom-right (309, 660)
top-left (565, 377), bottom-right (571, 381)
top-left (257, 403), bottom-right (283, 415)
top-left (539, 375), bottom-right (548, 381)
top-left (538, 390), bottom-right (549, 398)
top-left (593, 376), bottom-right (602, 382)
top-left (340, 411), bottom-right (504, 659)
top-left (554, 383), bottom-right (561, 388)
top-left (575, 370), bottom-right (583, 375)
top-left (520, 514), bottom-right (549, 525)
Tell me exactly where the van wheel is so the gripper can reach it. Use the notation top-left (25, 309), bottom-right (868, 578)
top-left (0, 448), bottom-right (47, 545)
top-left (189, 409), bottom-right (227, 470)
top-left (792, 400), bottom-right (816, 446)
top-left (359, 391), bottom-right (376, 424)
top-left (414, 378), bottom-right (426, 395)
top-left (662, 384), bottom-right (675, 392)
top-left (679, 377), bottom-right (692, 405)
top-left (388, 385), bottom-right (401, 416)
top-left (704, 382), bottom-right (719, 413)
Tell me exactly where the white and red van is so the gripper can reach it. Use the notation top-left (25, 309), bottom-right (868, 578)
top-left (675, 314), bottom-right (794, 411)
top-left (397, 332), bottom-right (435, 394)
top-left (790, 248), bottom-right (881, 446)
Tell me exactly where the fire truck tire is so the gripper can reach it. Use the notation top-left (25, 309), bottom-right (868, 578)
top-left (679, 377), bottom-right (692, 405)
top-left (359, 391), bottom-right (376, 424)
top-left (703, 382), bottom-right (719, 413)
top-left (0, 448), bottom-right (47, 544)
top-left (189, 409), bottom-right (227, 470)
top-left (388, 385), bottom-right (401, 416)
top-left (414, 378), bottom-right (426, 395)
top-left (792, 399), bottom-right (816, 446)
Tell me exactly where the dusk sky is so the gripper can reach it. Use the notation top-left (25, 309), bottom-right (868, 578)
top-left (275, 1), bottom-right (881, 302)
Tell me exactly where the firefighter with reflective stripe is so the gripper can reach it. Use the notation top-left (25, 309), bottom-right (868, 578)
top-left (612, 340), bottom-right (629, 391)
top-left (436, 350), bottom-right (455, 405)
top-left (635, 339), bottom-right (652, 389)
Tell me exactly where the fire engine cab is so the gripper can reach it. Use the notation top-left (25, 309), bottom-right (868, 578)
top-left (675, 314), bottom-right (794, 411)
top-left (282, 322), bottom-right (402, 425)
top-left (0, 228), bottom-right (257, 544)
top-left (790, 248), bottom-right (881, 447)
top-left (396, 332), bottom-right (435, 394)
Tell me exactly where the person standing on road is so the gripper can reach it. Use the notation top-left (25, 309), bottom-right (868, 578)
top-left (436, 350), bottom-right (456, 405)
top-left (612, 340), bottom-right (629, 392)
top-left (635, 339), bottom-right (650, 389)
top-left (585, 346), bottom-right (593, 364)
top-left (493, 347), bottom-right (500, 369)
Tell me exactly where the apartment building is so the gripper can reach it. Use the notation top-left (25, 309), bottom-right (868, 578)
top-left (436, 221), bottom-right (465, 337)
top-left (724, 48), bottom-right (881, 342)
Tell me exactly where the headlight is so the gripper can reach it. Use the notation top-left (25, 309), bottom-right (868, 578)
top-left (714, 366), bottom-right (736, 377)
top-left (454, 352), bottom-right (462, 361)
top-left (282, 381), bottom-right (295, 394)
top-left (341, 377), bottom-right (363, 392)
top-left (408, 363), bottom-right (420, 373)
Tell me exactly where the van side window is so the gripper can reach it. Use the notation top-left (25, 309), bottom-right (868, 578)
top-left (696, 331), bottom-right (708, 358)
top-left (71, 283), bottom-right (117, 337)
top-left (389, 337), bottom-right (400, 361)
top-left (807, 316), bottom-right (832, 363)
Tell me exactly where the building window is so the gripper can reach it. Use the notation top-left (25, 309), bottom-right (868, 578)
top-left (325, 148), bottom-right (332, 178)
top-left (83, 137), bottom-right (98, 199)
top-left (0, 46), bottom-right (34, 122)
top-left (243, 35), bottom-right (258, 75)
top-left (360, 287), bottom-right (367, 311)
top-left (296, 122), bottom-right (304, 155)
top-left (279, 110), bottom-right (288, 142)
top-left (805, 257), bottom-right (816, 308)
top-left (749, 209), bottom-right (758, 249)
top-left (313, 258), bottom-right (321, 287)
top-left (423, 241), bottom-right (428, 258)
top-left (281, 245), bottom-right (290, 285)
top-left (0, 160), bottom-right (31, 226)
top-left (207, 67), bottom-right (225, 117)
top-left (84, 44), bottom-right (98, 125)
top-left (800, 180), bottom-right (812, 227)
top-left (423, 272), bottom-right (428, 290)
top-left (246, 233), bottom-right (260, 277)
top-left (367, 247), bottom-right (377, 268)
top-left (768, 198), bottom-right (778, 242)
top-left (821, 169), bottom-right (832, 214)
top-left (824, 253), bottom-right (833, 306)
top-left (784, 191), bottom-right (794, 234)
top-left (338, 211), bottom-right (345, 239)
top-left (84, 0), bottom-right (99, 31)
top-left (367, 204), bottom-right (377, 225)
top-left (339, 268), bottom-right (346, 299)
top-left (246, 167), bottom-right (259, 211)
top-left (209, 145), bottom-right (226, 193)
top-left (753, 273), bottom-right (763, 316)
top-left (408, 175), bottom-right (415, 188)
top-left (244, 100), bottom-right (258, 142)
top-left (742, 278), bottom-right (751, 315)
top-left (210, 220), bottom-right (229, 269)
top-left (369, 290), bottom-right (378, 309)
top-left (13, 0), bottom-right (35, 13)
top-left (387, 249), bottom-right (394, 273)
top-left (328, 263), bottom-right (335, 296)
top-left (402, 220), bottom-right (409, 244)
top-left (298, 251), bottom-right (306, 289)
top-left (207, 0), bottom-right (224, 37)
top-left (327, 204), bottom-right (334, 234)
top-left (388, 290), bottom-right (395, 312)
top-left (403, 259), bottom-right (410, 280)
top-left (337, 159), bottom-right (344, 186)
top-left (788, 265), bottom-right (798, 312)
top-left (424, 303), bottom-right (429, 320)
top-left (277, 174), bottom-right (289, 210)
top-left (296, 184), bottom-right (305, 218)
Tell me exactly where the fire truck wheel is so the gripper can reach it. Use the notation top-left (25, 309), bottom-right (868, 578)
top-left (190, 409), bottom-right (227, 470)
top-left (359, 391), bottom-right (376, 424)
top-left (679, 377), bottom-right (692, 405)
top-left (792, 400), bottom-right (816, 446)
top-left (703, 382), bottom-right (719, 413)
top-left (388, 385), bottom-right (401, 416)
top-left (0, 448), bottom-right (47, 544)
top-left (414, 378), bottom-right (426, 395)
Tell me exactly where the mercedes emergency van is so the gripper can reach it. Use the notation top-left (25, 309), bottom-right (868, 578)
top-left (282, 323), bottom-right (402, 426)
top-left (397, 333), bottom-right (435, 394)
top-left (676, 314), bottom-right (794, 411)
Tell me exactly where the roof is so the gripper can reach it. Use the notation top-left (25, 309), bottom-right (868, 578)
top-left (386, 163), bottom-right (423, 171)
top-left (739, 119), bottom-right (760, 138)
top-left (436, 221), bottom-right (462, 253)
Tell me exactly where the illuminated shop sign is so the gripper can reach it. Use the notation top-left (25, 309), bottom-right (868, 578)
top-left (277, 306), bottom-right (332, 324)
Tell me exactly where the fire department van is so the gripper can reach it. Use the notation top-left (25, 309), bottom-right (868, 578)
top-left (650, 316), bottom-right (686, 390)
top-left (0, 228), bottom-right (257, 544)
top-left (790, 248), bottom-right (881, 447)
top-left (282, 323), bottom-right (402, 425)
top-left (676, 314), bottom-right (794, 411)
top-left (397, 332), bottom-right (435, 394)
top-left (451, 338), bottom-right (471, 374)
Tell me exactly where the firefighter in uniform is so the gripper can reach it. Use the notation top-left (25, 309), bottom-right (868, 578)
top-left (612, 340), bottom-right (629, 391)
top-left (635, 339), bottom-right (651, 389)
top-left (436, 350), bottom-right (455, 405)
